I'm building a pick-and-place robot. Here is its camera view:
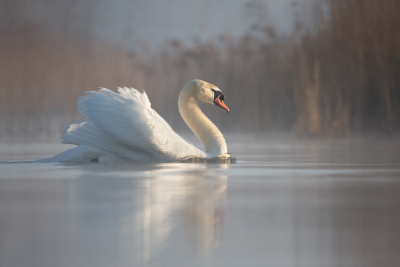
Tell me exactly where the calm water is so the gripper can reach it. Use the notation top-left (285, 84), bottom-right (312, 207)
top-left (1, 136), bottom-right (400, 267)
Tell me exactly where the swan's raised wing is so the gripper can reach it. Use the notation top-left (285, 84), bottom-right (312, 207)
top-left (61, 87), bottom-right (205, 161)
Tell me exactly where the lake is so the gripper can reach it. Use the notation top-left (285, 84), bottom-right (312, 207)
top-left (1, 135), bottom-right (400, 267)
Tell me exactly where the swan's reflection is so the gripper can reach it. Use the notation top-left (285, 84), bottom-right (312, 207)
top-left (74, 163), bottom-right (228, 265)
top-left (133, 164), bottom-right (227, 261)
top-left (181, 174), bottom-right (226, 254)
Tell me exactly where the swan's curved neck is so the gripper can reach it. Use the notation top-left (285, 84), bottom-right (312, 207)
top-left (178, 84), bottom-right (227, 157)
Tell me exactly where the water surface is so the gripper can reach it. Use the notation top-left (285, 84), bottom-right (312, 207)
top-left (1, 136), bottom-right (400, 267)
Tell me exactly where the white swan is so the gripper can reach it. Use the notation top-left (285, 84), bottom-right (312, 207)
top-left (39, 79), bottom-right (232, 163)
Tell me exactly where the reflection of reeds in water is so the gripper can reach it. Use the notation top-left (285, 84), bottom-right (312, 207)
top-left (1, 0), bottom-right (399, 138)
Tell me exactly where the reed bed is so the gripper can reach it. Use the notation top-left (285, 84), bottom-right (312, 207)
top-left (0, 0), bottom-right (399, 139)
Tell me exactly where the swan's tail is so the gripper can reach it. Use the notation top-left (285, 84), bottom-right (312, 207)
top-left (37, 120), bottom-right (138, 163)
top-left (36, 122), bottom-right (105, 162)
top-left (60, 121), bottom-right (147, 161)
top-left (36, 145), bottom-right (102, 163)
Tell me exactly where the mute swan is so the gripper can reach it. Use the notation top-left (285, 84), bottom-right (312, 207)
top-left (39, 79), bottom-right (233, 163)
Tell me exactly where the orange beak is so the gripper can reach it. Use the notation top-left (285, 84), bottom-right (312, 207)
top-left (214, 95), bottom-right (230, 113)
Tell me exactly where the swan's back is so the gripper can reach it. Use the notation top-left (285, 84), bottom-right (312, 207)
top-left (59, 87), bottom-right (206, 162)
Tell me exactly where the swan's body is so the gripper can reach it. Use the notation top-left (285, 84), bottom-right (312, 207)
top-left (39, 80), bottom-right (231, 163)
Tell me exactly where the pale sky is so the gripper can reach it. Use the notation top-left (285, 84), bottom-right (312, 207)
top-left (92, 0), bottom-right (309, 49)
top-left (16, 0), bottom-right (313, 50)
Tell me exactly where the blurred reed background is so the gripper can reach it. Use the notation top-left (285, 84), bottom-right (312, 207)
top-left (0, 0), bottom-right (399, 140)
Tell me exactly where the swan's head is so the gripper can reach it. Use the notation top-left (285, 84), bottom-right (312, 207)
top-left (191, 79), bottom-right (230, 113)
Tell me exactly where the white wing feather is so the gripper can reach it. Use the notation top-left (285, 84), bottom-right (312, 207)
top-left (60, 87), bottom-right (206, 162)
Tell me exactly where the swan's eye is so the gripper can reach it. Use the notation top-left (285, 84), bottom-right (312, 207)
top-left (212, 89), bottom-right (225, 101)
top-left (212, 89), bottom-right (220, 100)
